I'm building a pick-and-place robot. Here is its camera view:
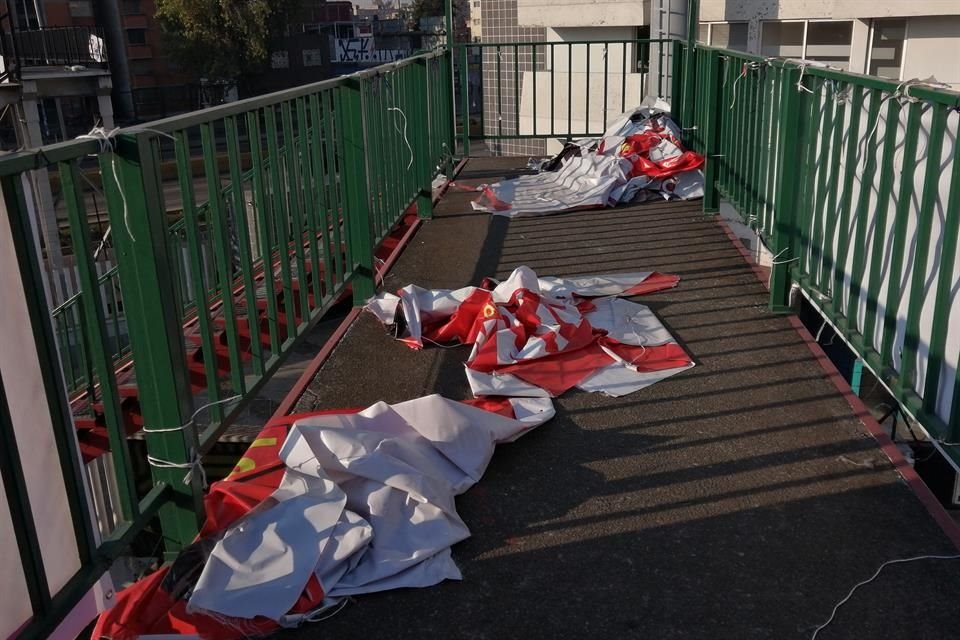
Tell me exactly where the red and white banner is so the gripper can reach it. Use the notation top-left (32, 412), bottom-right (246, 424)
top-left (367, 266), bottom-right (694, 398)
top-left (470, 104), bottom-right (706, 217)
top-left (93, 395), bottom-right (553, 640)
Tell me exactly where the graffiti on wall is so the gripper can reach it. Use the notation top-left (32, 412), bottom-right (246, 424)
top-left (333, 38), bottom-right (409, 64)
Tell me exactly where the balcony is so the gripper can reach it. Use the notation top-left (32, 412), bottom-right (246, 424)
top-left (3, 36), bottom-right (960, 640)
top-left (7, 25), bottom-right (109, 71)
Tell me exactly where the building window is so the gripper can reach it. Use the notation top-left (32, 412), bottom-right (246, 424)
top-left (122, 0), bottom-right (142, 14)
top-left (126, 28), bottom-right (147, 45)
top-left (760, 21), bottom-right (804, 59)
top-left (711, 23), bottom-right (748, 51)
top-left (760, 20), bottom-right (853, 69)
top-left (805, 20), bottom-right (853, 69)
top-left (698, 22), bottom-right (748, 52)
top-left (69, 1), bottom-right (93, 17)
top-left (868, 18), bottom-right (905, 79)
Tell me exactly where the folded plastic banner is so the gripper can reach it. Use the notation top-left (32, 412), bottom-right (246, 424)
top-left (93, 396), bottom-right (553, 640)
top-left (471, 104), bottom-right (705, 217)
top-left (367, 266), bottom-right (694, 398)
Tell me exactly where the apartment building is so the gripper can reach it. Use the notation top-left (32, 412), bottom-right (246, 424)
top-left (474, 0), bottom-right (960, 155)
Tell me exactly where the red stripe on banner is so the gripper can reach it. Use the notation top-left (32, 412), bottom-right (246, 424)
top-left (603, 341), bottom-right (693, 371)
top-left (624, 272), bottom-right (681, 296)
top-left (500, 342), bottom-right (613, 396)
top-left (460, 397), bottom-right (517, 419)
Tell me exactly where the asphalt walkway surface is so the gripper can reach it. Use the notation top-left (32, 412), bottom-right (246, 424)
top-left (289, 157), bottom-right (960, 639)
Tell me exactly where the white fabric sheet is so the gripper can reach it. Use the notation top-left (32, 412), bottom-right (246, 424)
top-left (187, 395), bottom-right (554, 622)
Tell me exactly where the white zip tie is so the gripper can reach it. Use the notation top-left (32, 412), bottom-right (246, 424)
top-left (147, 449), bottom-right (208, 488)
top-left (141, 394), bottom-right (242, 434)
top-left (76, 126), bottom-right (177, 244)
top-left (810, 554), bottom-right (960, 639)
top-left (387, 107), bottom-right (413, 170)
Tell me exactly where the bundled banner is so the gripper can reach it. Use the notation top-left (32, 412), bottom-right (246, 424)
top-left (93, 395), bottom-right (554, 640)
top-left (367, 266), bottom-right (695, 398)
top-left (470, 101), bottom-right (705, 217)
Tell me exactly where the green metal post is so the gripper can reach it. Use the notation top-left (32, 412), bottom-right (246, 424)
top-left (460, 45), bottom-right (471, 157)
top-left (702, 48), bottom-right (721, 213)
top-left (417, 57), bottom-right (435, 219)
top-left (681, 0), bottom-right (699, 142)
top-left (105, 133), bottom-right (202, 552)
top-left (337, 80), bottom-right (376, 304)
top-left (671, 40), bottom-right (684, 123)
top-left (768, 65), bottom-right (803, 312)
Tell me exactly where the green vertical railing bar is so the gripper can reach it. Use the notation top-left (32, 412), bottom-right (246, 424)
top-left (567, 43), bottom-right (572, 137)
top-left (460, 46), bottom-right (470, 156)
top-left (702, 49), bottom-right (721, 213)
top-left (280, 101), bottom-right (310, 328)
top-left (107, 132), bottom-right (202, 551)
top-left (61, 161), bottom-right (140, 519)
top-left (585, 44), bottom-right (591, 134)
top-left (245, 111), bottom-right (282, 355)
top-left (861, 97), bottom-right (902, 353)
top-left (417, 58), bottom-right (434, 219)
top-left (200, 123), bottom-right (245, 394)
top-left (830, 85), bottom-right (863, 319)
top-left (923, 126), bottom-right (960, 427)
top-left (225, 116), bottom-right (266, 376)
top-left (337, 80), bottom-right (376, 303)
top-left (174, 130), bottom-right (224, 419)
top-left (264, 107), bottom-right (298, 345)
top-left (818, 83), bottom-right (847, 293)
top-left (898, 105), bottom-right (947, 394)
top-left (307, 93), bottom-right (334, 301)
top-left (844, 90), bottom-right (882, 335)
top-left (794, 79), bottom-right (820, 275)
top-left (768, 65), bottom-right (803, 311)
top-left (879, 101), bottom-right (922, 368)
top-left (321, 91), bottom-right (345, 286)
top-left (296, 97), bottom-right (323, 311)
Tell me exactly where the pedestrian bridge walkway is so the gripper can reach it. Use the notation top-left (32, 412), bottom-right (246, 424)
top-left (289, 157), bottom-right (960, 639)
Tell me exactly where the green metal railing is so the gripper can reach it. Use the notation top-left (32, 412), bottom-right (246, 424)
top-left (678, 41), bottom-right (960, 460)
top-left (0, 49), bottom-right (452, 639)
top-left (454, 39), bottom-right (668, 153)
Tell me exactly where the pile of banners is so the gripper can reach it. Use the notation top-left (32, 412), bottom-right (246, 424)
top-left (469, 100), bottom-right (705, 218)
top-left (94, 395), bottom-right (554, 639)
top-left (366, 266), bottom-right (694, 398)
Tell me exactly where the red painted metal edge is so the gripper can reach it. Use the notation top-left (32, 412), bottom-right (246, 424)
top-left (715, 218), bottom-right (960, 550)
top-left (271, 158), bottom-right (470, 420)
top-left (270, 306), bottom-right (362, 419)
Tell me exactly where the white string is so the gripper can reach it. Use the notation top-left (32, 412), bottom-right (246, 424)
top-left (387, 107), bottom-right (413, 170)
top-left (143, 394), bottom-right (241, 488)
top-left (141, 394), bottom-right (242, 433)
top-left (796, 63), bottom-right (815, 94)
top-left (421, 335), bottom-right (464, 349)
top-left (810, 554), bottom-right (960, 639)
top-left (147, 449), bottom-right (207, 488)
top-left (729, 64), bottom-right (747, 109)
top-left (77, 126), bottom-right (136, 242)
top-left (769, 247), bottom-right (800, 266)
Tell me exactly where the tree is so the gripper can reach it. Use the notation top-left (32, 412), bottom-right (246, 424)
top-left (156, 0), bottom-right (302, 82)
top-left (408, 0), bottom-right (459, 27)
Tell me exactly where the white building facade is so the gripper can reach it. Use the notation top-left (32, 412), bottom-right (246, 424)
top-left (480, 0), bottom-right (960, 153)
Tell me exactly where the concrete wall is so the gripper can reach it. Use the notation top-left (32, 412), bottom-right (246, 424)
top-left (518, 0), bottom-right (649, 28)
top-left (700, 0), bottom-right (960, 22)
top-left (901, 16), bottom-right (960, 87)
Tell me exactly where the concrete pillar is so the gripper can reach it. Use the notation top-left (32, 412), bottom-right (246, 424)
top-left (21, 82), bottom-right (67, 305)
top-left (94, 0), bottom-right (133, 121)
top-left (96, 76), bottom-right (114, 128)
top-left (849, 19), bottom-right (871, 74)
top-left (648, 0), bottom-right (689, 102)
